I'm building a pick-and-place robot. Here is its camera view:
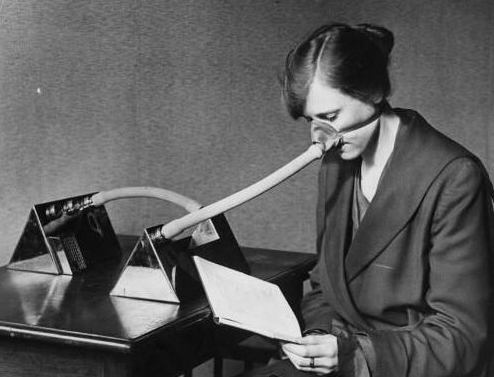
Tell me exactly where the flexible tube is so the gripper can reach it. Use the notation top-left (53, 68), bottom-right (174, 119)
top-left (91, 187), bottom-right (202, 213)
top-left (160, 142), bottom-right (326, 239)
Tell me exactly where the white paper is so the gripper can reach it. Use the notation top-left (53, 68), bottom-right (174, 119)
top-left (193, 256), bottom-right (301, 342)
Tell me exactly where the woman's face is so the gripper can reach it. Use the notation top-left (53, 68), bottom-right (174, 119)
top-left (304, 77), bottom-right (380, 160)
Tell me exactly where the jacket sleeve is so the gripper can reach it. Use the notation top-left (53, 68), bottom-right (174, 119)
top-left (359, 157), bottom-right (493, 377)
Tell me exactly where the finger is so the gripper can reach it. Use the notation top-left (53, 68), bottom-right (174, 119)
top-left (282, 343), bottom-right (311, 357)
top-left (284, 349), bottom-right (337, 369)
top-left (283, 348), bottom-right (303, 366)
top-left (298, 334), bottom-right (337, 346)
top-left (299, 335), bottom-right (338, 357)
top-left (282, 342), bottom-right (331, 358)
top-left (296, 366), bottom-right (336, 375)
top-left (284, 349), bottom-right (316, 372)
top-left (283, 341), bottom-right (316, 354)
top-left (283, 350), bottom-right (337, 375)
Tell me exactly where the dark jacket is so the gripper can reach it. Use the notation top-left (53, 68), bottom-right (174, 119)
top-left (302, 108), bottom-right (494, 377)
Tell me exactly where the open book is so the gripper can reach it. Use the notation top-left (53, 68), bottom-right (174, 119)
top-left (193, 255), bottom-right (301, 343)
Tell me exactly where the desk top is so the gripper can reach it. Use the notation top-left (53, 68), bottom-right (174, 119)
top-left (0, 236), bottom-right (316, 353)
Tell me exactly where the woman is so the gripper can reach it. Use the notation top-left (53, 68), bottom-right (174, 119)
top-left (241, 23), bottom-right (494, 377)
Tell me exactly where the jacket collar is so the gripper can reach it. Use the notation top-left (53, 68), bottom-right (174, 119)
top-left (318, 148), bottom-right (365, 327)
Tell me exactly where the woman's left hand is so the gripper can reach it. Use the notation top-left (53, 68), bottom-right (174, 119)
top-left (281, 334), bottom-right (338, 375)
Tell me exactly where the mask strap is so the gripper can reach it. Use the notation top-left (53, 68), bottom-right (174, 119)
top-left (340, 101), bottom-right (387, 135)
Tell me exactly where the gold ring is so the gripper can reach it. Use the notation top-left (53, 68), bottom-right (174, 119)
top-left (310, 357), bottom-right (315, 368)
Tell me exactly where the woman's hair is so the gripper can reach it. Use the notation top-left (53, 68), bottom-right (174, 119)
top-left (282, 23), bottom-right (394, 119)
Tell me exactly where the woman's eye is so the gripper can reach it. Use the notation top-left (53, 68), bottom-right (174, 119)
top-left (317, 113), bottom-right (338, 123)
top-left (306, 114), bottom-right (337, 124)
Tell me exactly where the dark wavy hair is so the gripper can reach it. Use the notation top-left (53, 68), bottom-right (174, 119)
top-left (282, 23), bottom-right (394, 119)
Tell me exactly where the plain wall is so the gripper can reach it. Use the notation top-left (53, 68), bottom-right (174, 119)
top-left (1, 0), bottom-right (493, 265)
top-left (0, 0), bottom-right (333, 265)
top-left (1, 0), bottom-right (493, 376)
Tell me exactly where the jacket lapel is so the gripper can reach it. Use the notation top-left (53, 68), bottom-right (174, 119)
top-left (345, 110), bottom-right (468, 282)
top-left (318, 150), bottom-right (371, 328)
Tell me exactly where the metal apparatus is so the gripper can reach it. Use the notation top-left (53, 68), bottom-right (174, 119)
top-left (8, 187), bottom-right (202, 275)
top-left (110, 213), bottom-right (248, 303)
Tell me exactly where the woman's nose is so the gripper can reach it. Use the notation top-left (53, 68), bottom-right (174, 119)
top-left (310, 121), bottom-right (342, 152)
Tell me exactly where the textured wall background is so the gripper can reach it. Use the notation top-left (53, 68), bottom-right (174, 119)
top-left (1, 0), bottom-right (493, 260)
top-left (0, 0), bottom-right (332, 265)
top-left (3, 0), bottom-right (491, 268)
top-left (1, 0), bottom-right (493, 266)
top-left (0, 0), bottom-right (493, 375)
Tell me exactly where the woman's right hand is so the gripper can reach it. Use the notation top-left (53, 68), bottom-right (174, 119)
top-left (281, 334), bottom-right (339, 375)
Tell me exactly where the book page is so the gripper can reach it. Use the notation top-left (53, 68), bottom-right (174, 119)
top-left (193, 256), bottom-right (301, 342)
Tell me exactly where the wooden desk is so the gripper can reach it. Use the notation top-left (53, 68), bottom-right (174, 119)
top-left (0, 236), bottom-right (316, 377)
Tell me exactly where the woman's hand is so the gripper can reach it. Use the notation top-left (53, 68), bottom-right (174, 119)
top-left (281, 334), bottom-right (338, 375)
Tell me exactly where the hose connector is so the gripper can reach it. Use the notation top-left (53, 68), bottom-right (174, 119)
top-left (44, 196), bottom-right (94, 221)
